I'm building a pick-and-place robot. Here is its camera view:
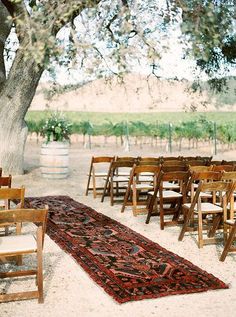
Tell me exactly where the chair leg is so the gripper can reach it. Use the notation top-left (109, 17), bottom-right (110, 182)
top-left (92, 174), bottom-right (96, 198)
top-left (197, 211), bottom-right (204, 248)
top-left (145, 196), bottom-right (153, 224)
top-left (121, 187), bottom-right (130, 213)
top-left (110, 181), bottom-right (114, 206)
top-left (85, 163), bottom-right (93, 196)
top-left (178, 208), bottom-right (193, 241)
top-left (37, 230), bottom-right (44, 304)
top-left (208, 214), bottom-right (221, 238)
top-left (220, 225), bottom-right (236, 262)
top-left (132, 189), bottom-right (137, 216)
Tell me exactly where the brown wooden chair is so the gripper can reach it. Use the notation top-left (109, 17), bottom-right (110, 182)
top-left (0, 186), bottom-right (25, 236)
top-left (85, 156), bottom-right (114, 198)
top-left (101, 160), bottom-right (134, 205)
top-left (0, 206), bottom-right (48, 303)
top-left (121, 165), bottom-right (161, 216)
top-left (179, 171), bottom-right (222, 243)
top-left (179, 180), bottom-right (235, 248)
top-left (146, 170), bottom-right (189, 229)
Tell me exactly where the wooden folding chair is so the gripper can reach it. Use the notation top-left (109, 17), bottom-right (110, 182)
top-left (101, 160), bottom-right (134, 205)
top-left (0, 186), bottom-right (25, 236)
top-left (179, 180), bottom-right (235, 248)
top-left (146, 170), bottom-right (189, 229)
top-left (0, 206), bottom-right (48, 303)
top-left (179, 171), bottom-right (222, 242)
top-left (85, 156), bottom-right (114, 198)
top-left (121, 165), bottom-right (161, 216)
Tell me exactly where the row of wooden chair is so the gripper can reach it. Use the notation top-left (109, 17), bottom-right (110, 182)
top-left (0, 175), bottom-right (48, 303)
top-left (85, 156), bottom-right (236, 261)
top-left (85, 155), bottom-right (217, 199)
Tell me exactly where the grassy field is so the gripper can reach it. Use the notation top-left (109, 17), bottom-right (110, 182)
top-left (26, 111), bottom-right (236, 124)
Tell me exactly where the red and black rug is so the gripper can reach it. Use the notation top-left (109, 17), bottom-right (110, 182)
top-left (25, 195), bottom-right (228, 304)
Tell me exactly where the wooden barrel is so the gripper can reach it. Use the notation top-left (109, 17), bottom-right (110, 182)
top-left (40, 142), bottom-right (69, 179)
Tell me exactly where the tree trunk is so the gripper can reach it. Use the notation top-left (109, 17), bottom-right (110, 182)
top-left (0, 45), bottom-right (43, 174)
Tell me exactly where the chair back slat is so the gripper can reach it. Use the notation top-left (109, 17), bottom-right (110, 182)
top-left (221, 171), bottom-right (236, 181)
top-left (0, 207), bottom-right (48, 224)
top-left (212, 165), bottom-right (235, 172)
top-left (92, 156), bottom-right (114, 163)
top-left (0, 175), bottom-right (12, 187)
top-left (0, 187), bottom-right (25, 200)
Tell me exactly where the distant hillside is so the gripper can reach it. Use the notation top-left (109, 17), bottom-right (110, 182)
top-left (30, 73), bottom-right (236, 112)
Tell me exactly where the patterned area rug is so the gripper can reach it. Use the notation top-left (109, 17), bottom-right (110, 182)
top-left (25, 196), bottom-right (228, 304)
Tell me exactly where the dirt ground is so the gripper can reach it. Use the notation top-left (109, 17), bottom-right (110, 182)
top-left (1, 139), bottom-right (236, 317)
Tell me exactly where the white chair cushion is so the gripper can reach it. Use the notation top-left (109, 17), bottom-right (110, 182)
top-left (183, 202), bottom-right (223, 213)
top-left (126, 184), bottom-right (153, 190)
top-left (225, 219), bottom-right (236, 226)
top-left (0, 234), bottom-right (37, 254)
top-left (138, 176), bottom-right (153, 182)
top-left (148, 190), bottom-right (182, 198)
top-left (162, 181), bottom-right (180, 190)
top-left (112, 176), bottom-right (129, 182)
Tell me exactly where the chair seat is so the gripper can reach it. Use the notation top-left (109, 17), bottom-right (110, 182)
top-left (88, 172), bottom-right (108, 177)
top-left (0, 234), bottom-right (37, 254)
top-left (111, 176), bottom-right (129, 182)
top-left (183, 202), bottom-right (223, 213)
top-left (117, 171), bottom-right (131, 176)
top-left (138, 176), bottom-right (153, 182)
top-left (188, 192), bottom-right (212, 198)
top-left (125, 184), bottom-right (153, 190)
top-left (162, 181), bottom-right (180, 190)
top-left (225, 219), bottom-right (236, 226)
top-left (149, 190), bottom-right (182, 198)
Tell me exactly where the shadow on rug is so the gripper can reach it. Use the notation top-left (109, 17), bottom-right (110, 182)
top-left (25, 196), bottom-right (228, 304)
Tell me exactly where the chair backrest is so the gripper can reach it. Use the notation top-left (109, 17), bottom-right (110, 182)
top-left (195, 180), bottom-right (236, 205)
top-left (221, 171), bottom-right (236, 181)
top-left (186, 171), bottom-right (222, 201)
top-left (0, 206), bottom-right (48, 246)
top-left (92, 156), bottom-right (114, 164)
top-left (161, 170), bottom-right (189, 196)
top-left (0, 175), bottom-right (12, 188)
top-left (188, 165), bottom-right (213, 173)
top-left (162, 165), bottom-right (188, 172)
top-left (0, 187), bottom-right (25, 209)
top-left (116, 156), bottom-right (137, 163)
top-left (221, 160), bottom-right (236, 165)
top-left (129, 164), bottom-right (162, 185)
top-left (160, 156), bottom-right (182, 162)
top-left (109, 160), bottom-right (135, 175)
top-left (212, 165), bottom-right (235, 172)
top-left (186, 160), bottom-right (207, 167)
top-left (162, 160), bottom-right (185, 166)
top-left (137, 157), bottom-right (161, 165)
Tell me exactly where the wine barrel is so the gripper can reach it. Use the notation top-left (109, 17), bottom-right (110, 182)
top-left (40, 142), bottom-right (69, 179)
